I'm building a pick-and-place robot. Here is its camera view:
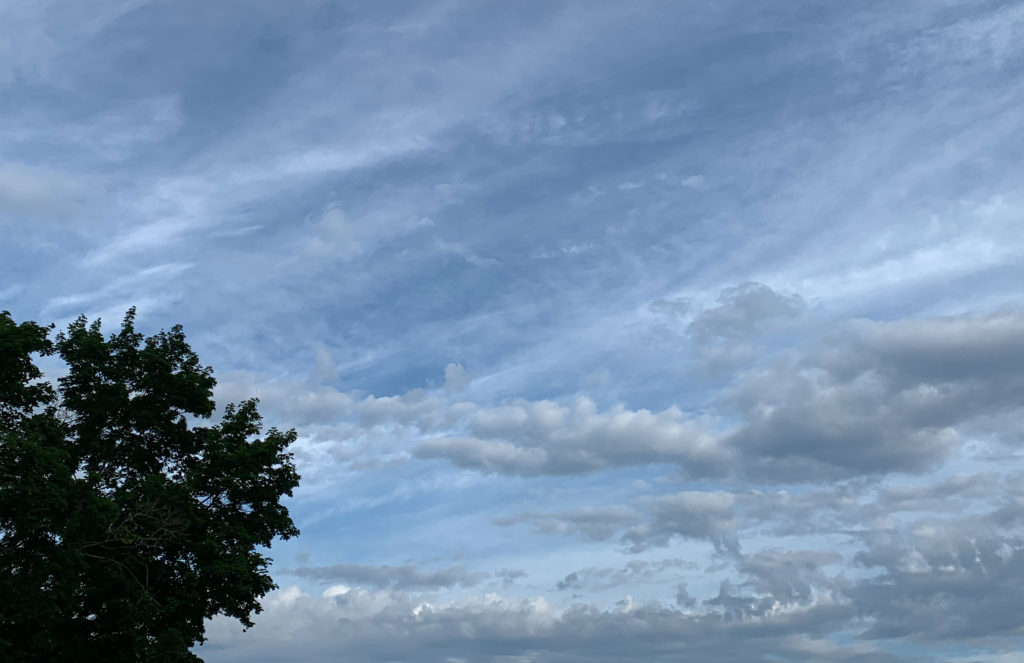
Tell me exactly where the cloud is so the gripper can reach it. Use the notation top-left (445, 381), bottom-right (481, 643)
top-left (9, 6), bottom-right (1021, 661)
top-left (215, 306), bottom-right (1024, 497)
top-left (201, 584), bottom-right (889, 663)
top-left (496, 492), bottom-right (738, 555)
top-left (415, 397), bottom-right (727, 477)
top-left (214, 372), bottom-right (356, 427)
top-left (688, 283), bottom-right (806, 346)
top-left (443, 362), bottom-right (471, 392)
top-left (358, 389), bottom-right (457, 430)
top-left (41, 95), bottom-right (183, 162)
top-left (686, 282), bottom-right (806, 372)
top-left (42, 263), bottom-right (193, 317)
top-left (497, 568), bottom-right (527, 585)
top-left (555, 559), bottom-right (696, 592)
top-left (738, 549), bottom-right (843, 606)
top-left (623, 491), bottom-right (739, 554)
top-left (84, 218), bottom-right (195, 266)
top-left (304, 203), bottom-right (433, 261)
top-left (849, 523), bottom-right (1024, 642)
top-left (434, 238), bottom-right (501, 267)
top-left (494, 506), bottom-right (641, 542)
top-left (215, 374), bottom-right (733, 481)
top-left (875, 472), bottom-right (1001, 511)
top-left (675, 583), bottom-right (696, 607)
top-left (286, 563), bottom-right (487, 591)
top-left (207, 503), bottom-right (1024, 662)
top-left (415, 436), bottom-right (551, 475)
top-left (727, 310), bottom-right (1024, 481)
top-left (0, 163), bottom-right (84, 220)
top-left (311, 346), bottom-right (339, 384)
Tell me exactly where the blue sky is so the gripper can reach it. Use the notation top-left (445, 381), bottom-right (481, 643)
top-left (3, 1), bottom-right (1024, 661)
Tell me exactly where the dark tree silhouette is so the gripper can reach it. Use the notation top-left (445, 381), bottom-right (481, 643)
top-left (0, 309), bottom-right (300, 662)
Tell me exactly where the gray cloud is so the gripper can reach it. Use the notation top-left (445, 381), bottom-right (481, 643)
top-left (497, 492), bottom-right (738, 555)
top-left (688, 283), bottom-right (805, 343)
top-left (407, 310), bottom-right (1024, 484)
top-left (698, 548), bottom-right (850, 626)
top-left (687, 282), bottom-right (806, 372)
top-left (497, 568), bottom-right (527, 586)
top-left (556, 559), bottom-right (696, 592)
top-left (623, 491), bottom-right (739, 554)
top-left (728, 310), bottom-right (1024, 481)
top-left (736, 472), bottom-right (1016, 542)
top-left (286, 563), bottom-right (487, 591)
top-left (728, 475), bottom-right (1024, 645)
top-left (495, 506), bottom-right (641, 542)
top-left (738, 549), bottom-right (843, 606)
top-left (675, 582), bottom-right (696, 607)
top-left (849, 525), bottom-right (1024, 642)
top-left (735, 486), bottom-right (860, 538)
top-left (210, 509), bottom-right (1024, 662)
top-left (876, 472), bottom-right (1001, 511)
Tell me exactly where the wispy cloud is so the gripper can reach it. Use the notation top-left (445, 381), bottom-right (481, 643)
top-left (4, 1), bottom-right (1024, 661)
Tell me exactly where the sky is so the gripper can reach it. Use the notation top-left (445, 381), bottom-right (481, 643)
top-left (2, 0), bottom-right (1024, 661)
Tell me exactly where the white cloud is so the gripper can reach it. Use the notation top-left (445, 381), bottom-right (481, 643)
top-left (417, 396), bottom-right (727, 477)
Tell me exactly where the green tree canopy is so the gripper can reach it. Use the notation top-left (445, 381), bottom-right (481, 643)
top-left (0, 309), bottom-right (300, 662)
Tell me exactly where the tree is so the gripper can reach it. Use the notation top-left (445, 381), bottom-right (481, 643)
top-left (0, 309), bottom-right (300, 662)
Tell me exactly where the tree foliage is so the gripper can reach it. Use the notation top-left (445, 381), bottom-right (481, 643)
top-left (0, 309), bottom-right (300, 662)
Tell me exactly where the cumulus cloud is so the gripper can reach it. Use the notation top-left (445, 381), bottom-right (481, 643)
top-left (214, 371), bottom-right (356, 426)
top-left (211, 375), bottom-right (731, 481)
top-left (218, 308), bottom-right (1024, 493)
top-left (735, 486), bottom-right (863, 538)
top-left (849, 522), bottom-right (1024, 642)
top-left (727, 310), bottom-right (1024, 481)
top-left (359, 389), bottom-right (461, 430)
top-left (199, 309), bottom-right (1024, 661)
top-left (205, 512), bottom-right (1024, 662)
top-left (201, 584), bottom-right (890, 663)
top-left (416, 436), bottom-right (550, 474)
top-left (415, 397), bottom-right (727, 477)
